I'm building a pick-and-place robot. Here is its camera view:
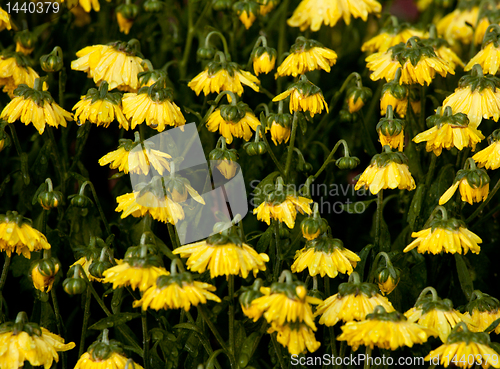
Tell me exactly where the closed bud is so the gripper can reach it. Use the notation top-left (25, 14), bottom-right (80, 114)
top-left (143, 0), bottom-right (163, 12)
top-left (339, 109), bottom-right (353, 123)
top-left (220, 104), bottom-right (246, 122)
top-left (233, 1), bottom-right (259, 29)
top-left (89, 259), bottom-right (113, 279)
top-left (14, 30), bottom-right (36, 55)
top-left (377, 267), bottom-right (400, 295)
top-left (197, 46), bottom-right (216, 60)
top-left (336, 156), bottom-right (360, 170)
top-left (63, 276), bottom-right (87, 295)
top-left (301, 217), bottom-right (323, 240)
top-left (38, 190), bottom-right (64, 210)
top-left (40, 47), bottom-right (64, 73)
top-left (213, 0), bottom-right (233, 11)
top-left (346, 86), bottom-right (372, 113)
top-left (31, 258), bottom-right (60, 293)
top-left (70, 194), bottom-right (93, 208)
top-left (244, 141), bottom-right (267, 156)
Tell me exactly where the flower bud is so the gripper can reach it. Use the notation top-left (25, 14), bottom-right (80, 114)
top-left (31, 258), bottom-right (60, 293)
top-left (377, 267), bottom-right (400, 295)
top-left (40, 47), bottom-right (64, 73)
top-left (252, 46), bottom-right (277, 75)
top-left (15, 30), bottom-right (36, 55)
top-left (143, 0), bottom-right (163, 12)
top-left (213, 0), bottom-right (233, 11)
top-left (336, 156), bottom-right (360, 170)
top-left (233, 1), bottom-right (259, 29)
top-left (116, 3), bottom-right (139, 35)
top-left (197, 46), bottom-right (217, 60)
top-left (63, 276), bottom-right (87, 295)
top-left (38, 189), bottom-right (64, 210)
top-left (346, 86), bottom-right (372, 113)
top-left (244, 141), bottom-right (267, 156)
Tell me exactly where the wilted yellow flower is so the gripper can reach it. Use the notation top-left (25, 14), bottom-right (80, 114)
top-left (414, 106), bottom-right (484, 156)
top-left (287, 0), bottom-right (381, 31)
top-left (266, 112), bottom-right (292, 145)
top-left (273, 76), bottom-right (328, 117)
top-left (0, 53), bottom-right (44, 97)
top-left (355, 149), bottom-right (416, 195)
top-left (116, 12), bottom-right (134, 34)
top-left (72, 256), bottom-right (103, 282)
top-left (276, 37), bottom-right (337, 77)
top-left (234, 1), bottom-right (258, 29)
top-left (437, 6), bottom-right (479, 47)
top-left (31, 259), bottom-right (60, 293)
top-left (466, 34), bottom-right (500, 75)
top-left (474, 17), bottom-right (500, 45)
top-left (362, 23), bottom-right (426, 53)
top-left (439, 160), bottom-right (490, 205)
top-left (464, 290), bottom-right (500, 334)
top-left (268, 322), bottom-right (320, 355)
top-left (63, 0), bottom-right (100, 12)
top-left (338, 306), bottom-right (435, 351)
top-left (103, 258), bottom-right (169, 292)
top-left (315, 273), bottom-right (394, 326)
top-left (252, 46), bottom-right (277, 75)
top-left (71, 41), bottom-right (147, 91)
top-left (473, 129), bottom-right (500, 170)
top-left (376, 107), bottom-right (405, 151)
top-left (434, 44), bottom-right (464, 70)
top-left (206, 102), bottom-right (260, 144)
top-left (291, 236), bottom-right (360, 278)
top-left (0, 312), bottom-right (75, 369)
top-left (173, 231), bottom-right (269, 279)
top-left (404, 207), bottom-right (482, 255)
top-left (0, 7), bottom-right (13, 31)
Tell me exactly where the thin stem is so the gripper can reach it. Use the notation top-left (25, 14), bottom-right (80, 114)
top-left (205, 31), bottom-right (230, 57)
top-left (260, 128), bottom-right (285, 177)
top-left (0, 255), bottom-right (11, 322)
top-left (273, 221), bottom-right (281, 282)
top-left (141, 309), bottom-right (150, 369)
top-left (284, 112), bottom-right (298, 181)
top-left (79, 286), bottom-right (92, 357)
top-left (69, 124), bottom-right (91, 172)
top-left (359, 111), bottom-right (378, 156)
top-left (58, 68), bottom-right (66, 107)
top-left (425, 154), bottom-right (437, 187)
top-left (82, 181), bottom-right (112, 237)
top-left (364, 347), bottom-right (372, 369)
top-left (7, 125), bottom-right (23, 156)
top-left (51, 289), bottom-right (66, 369)
top-left (466, 176), bottom-right (500, 223)
top-left (375, 190), bottom-right (385, 252)
top-left (271, 333), bottom-right (285, 369)
top-left (312, 139), bottom-right (349, 179)
top-left (276, 0), bottom-right (290, 93)
top-left (167, 223), bottom-right (181, 249)
top-left (228, 275), bottom-right (235, 356)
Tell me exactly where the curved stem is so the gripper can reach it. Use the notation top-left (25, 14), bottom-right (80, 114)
top-left (205, 31), bottom-right (230, 58)
top-left (312, 139), bottom-right (350, 179)
top-left (80, 181), bottom-right (111, 237)
top-left (79, 286), bottom-right (92, 357)
top-left (141, 309), bottom-right (149, 369)
top-left (417, 286), bottom-right (438, 304)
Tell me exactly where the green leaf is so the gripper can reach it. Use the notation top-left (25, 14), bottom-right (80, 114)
top-left (109, 172), bottom-right (126, 179)
top-left (485, 318), bottom-right (500, 334)
top-left (173, 322), bottom-right (204, 335)
top-left (407, 184), bottom-right (425, 231)
top-left (89, 312), bottom-right (140, 330)
top-left (298, 114), bottom-right (307, 135)
top-left (455, 254), bottom-right (474, 300)
top-left (353, 244), bottom-right (374, 281)
top-left (256, 226), bottom-right (273, 253)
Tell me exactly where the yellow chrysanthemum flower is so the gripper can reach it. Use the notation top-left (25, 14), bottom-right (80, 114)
top-left (0, 53), bottom-right (44, 98)
top-left (466, 42), bottom-right (500, 76)
top-left (0, 211), bottom-right (51, 258)
top-left (437, 6), bottom-right (479, 47)
top-left (188, 55), bottom-right (260, 97)
top-left (291, 236), bottom-right (360, 278)
top-left (434, 44), bottom-right (465, 70)
top-left (474, 17), bottom-right (500, 45)
top-left (102, 257), bottom-right (169, 292)
top-left (72, 256), bottom-right (103, 282)
top-left (404, 207), bottom-right (482, 255)
top-left (315, 273), bottom-right (395, 327)
top-left (99, 133), bottom-right (172, 175)
top-left (62, 0), bottom-right (100, 12)
top-left (276, 37), bottom-right (337, 77)
top-left (0, 82), bottom-right (72, 135)
top-left (31, 258), bottom-right (60, 293)
top-left (413, 106), bottom-right (484, 156)
top-left (116, 11), bottom-right (134, 35)
top-left (425, 323), bottom-right (500, 368)
top-left (405, 288), bottom-right (473, 342)
top-left (465, 291), bottom-right (500, 334)
top-left (0, 312), bottom-right (75, 369)
top-left (253, 189), bottom-right (313, 229)
top-left (338, 306), bottom-right (435, 351)
top-left (234, 2), bottom-right (258, 29)
top-left (473, 129), bottom-right (500, 169)
top-left (362, 23), bottom-right (426, 53)
top-left (366, 37), bottom-right (454, 85)
top-left (249, 274), bottom-right (322, 330)
top-left (0, 7), bottom-right (13, 31)
top-left (379, 69), bottom-right (416, 117)
top-left (206, 101), bottom-right (260, 144)
top-left (268, 322), bottom-right (320, 355)
top-left (266, 114), bottom-right (291, 145)
top-left (71, 41), bottom-right (147, 91)
top-left (376, 265), bottom-right (400, 296)
top-left (439, 160), bottom-right (490, 205)
top-left (252, 46), bottom-right (277, 75)
top-left (287, 0), bottom-right (381, 31)
top-left (273, 76), bottom-right (328, 117)
top-left (75, 352), bottom-right (143, 369)
top-left (73, 82), bottom-right (129, 129)
top-left (133, 269), bottom-right (221, 311)
top-left (354, 149), bottom-right (416, 195)
top-left (376, 107), bottom-right (405, 151)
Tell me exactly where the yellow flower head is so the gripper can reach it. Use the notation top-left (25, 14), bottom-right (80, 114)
top-left (376, 106), bottom-right (405, 151)
top-left (380, 70), bottom-right (411, 117)
top-left (0, 82), bottom-right (72, 134)
top-left (0, 211), bottom-right (51, 258)
top-left (72, 256), bottom-right (103, 282)
top-left (405, 288), bottom-right (473, 342)
top-left (413, 106), bottom-right (484, 156)
top-left (346, 84), bottom-right (372, 113)
top-left (314, 272), bottom-right (395, 326)
top-left (273, 75), bottom-right (328, 117)
top-left (102, 253), bottom-right (169, 292)
top-left (234, 1), bottom-right (259, 29)
top-left (443, 65), bottom-right (500, 128)
top-left (276, 37), bottom-right (337, 77)
top-left (206, 101), bottom-right (260, 144)
top-left (354, 148), bottom-right (416, 195)
top-left (377, 266), bottom-right (400, 296)
top-left (99, 132), bottom-right (172, 175)
top-left (287, 0), bottom-right (381, 31)
top-left (116, 7), bottom-right (136, 35)
top-left (71, 40), bottom-right (148, 91)
top-left (172, 228), bottom-right (269, 278)
top-left (265, 111), bottom-right (292, 145)
top-left (249, 272), bottom-right (322, 330)
top-left (299, 208), bottom-right (326, 241)
top-left (366, 37), bottom-right (454, 85)
top-left (188, 54), bottom-right (260, 96)
top-left (291, 236), bottom-right (360, 278)
top-left (0, 7), bottom-right (13, 31)
top-left (31, 257), bottom-right (60, 293)
top-left (464, 290), bottom-right (500, 334)
top-left (403, 207), bottom-right (482, 255)
top-left (437, 6), bottom-right (479, 47)
top-left (362, 22), bottom-right (426, 53)
top-left (252, 46), bottom-right (277, 75)
top-left (0, 311), bottom-right (75, 369)
top-left (133, 267), bottom-right (221, 311)
top-left (426, 323), bottom-right (500, 368)
top-left (466, 26), bottom-right (500, 75)
top-left (0, 52), bottom-right (45, 98)
top-left (253, 179), bottom-right (313, 228)
top-left (63, 0), bottom-right (101, 12)
top-left (240, 278), bottom-right (267, 321)
top-left (14, 31), bottom-right (36, 56)
top-left (473, 129), bottom-right (500, 169)
top-left (268, 322), bottom-right (321, 355)
top-left (439, 159), bottom-right (490, 205)
top-left (73, 82), bottom-right (129, 129)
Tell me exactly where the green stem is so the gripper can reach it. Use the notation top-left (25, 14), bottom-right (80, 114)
top-left (419, 86), bottom-right (426, 131)
top-left (51, 289), bottom-right (66, 369)
top-left (364, 347), bottom-right (372, 369)
top-left (312, 139), bottom-right (349, 180)
top-left (7, 125), bottom-right (23, 156)
top-left (284, 112), bottom-right (298, 181)
top-left (273, 221), bottom-right (281, 282)
top-left (260, 127), bottom-right (285, 177)
top-left (359, 111), bottom-right (378, 156)
top-left (69, 124), bottom-right (91, 172)
top-left (79, 286), bottom-right (92, 357)
top-left (198, 306), bottom-right (235, 367)
top-left (271, 333), bottom-right (285, 369)
top-left (466, 176), bottom-right (500, 223)
top-left (81, 181), bottom-right (112, 237)
top-left (375, 190), bottom-right (384, 252)
top-left (0, 255), bottom-right (11, 322)
top-left (228, 275), bottom-right (235, 356)
top-left (425, 154), bottom-right (437, 187)
top-left (141, 309), bottom-right (150, 369)
top-left (167, 223), bottom-right (181, 249)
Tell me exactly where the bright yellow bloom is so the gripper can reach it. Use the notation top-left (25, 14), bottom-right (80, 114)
top-left (291, 237), bottom-right (360, 278)
top-left (0, 7), bottom-right (13, 31)
top-left (380, 84), bottom-right (410, 117)
top-left (0, 211), bottom-right (51, 258)
top-left (133, 272), bottom-right (221, 311)
top-left (404, 216), bottom-right (482, 255)
top-left (267, 121), bottom-right (291, 145)
top-left (287, 0), bottom-right (381, 31)
top-left (253, 51), bottom-right (276, 75)
top-left (173, 237), bottom-right (269, 279)
top-left (62, 0), bottom-right (100, 12)
top-left (239, 10), bottom-right (256, 29)
top-left (439, 164), bottom-right (490, 205)
top-left (31, 262), bottom-right (59, 293)
top-left (354, 151), bottom-right (416, 195)
top-left (116, 12), bottom-right (134, 34)
top-left (75, 352), bottom-right (143, 369)
top-left (268, 322), bottom-right (320, 355)
top-left (253, 195), bottom-right (312, 229)
top-left (466, 43), bottom-right (500, 75)
top-left (473, 137), bottom-right (500, 170)
top-left (72, 256), bottom-right (102, 282)
top-left (206, 103), bottom-right (260, 144)
top-left (273, 77), bottom-right (328, 117)
top-left (0, 312), bottom-right (75, 369)
top-left (362, 27), bottom-right (426, 53)
top-left (379, 130), bottom-right (404, 151)
top-left (437, 7), bottom-right (479, 47)
top-left (474, 17), bottom-right (498, 45)
top-left (338, 307), bottom-right (435, 351)
top-left (216, 160), bottom-right (238, 179)
top-left (0, 54), bottom-right (44, 98)
top-left (188, 61), bottom-right (260, 97)
top-left (102, 261), bottom-right (169, 292)
top-left (435, 45), bottom-right (464, 69)
top-left (71, 42), bottom-right (147, 91)
top-left (315, 280), bottom-right (394, 326)
top-left (115, 191), bottom-right (185, 224)
top-left (276, 38), bottom-right (337, 77)
top-left (465, 308), bottom-right (500, 334)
